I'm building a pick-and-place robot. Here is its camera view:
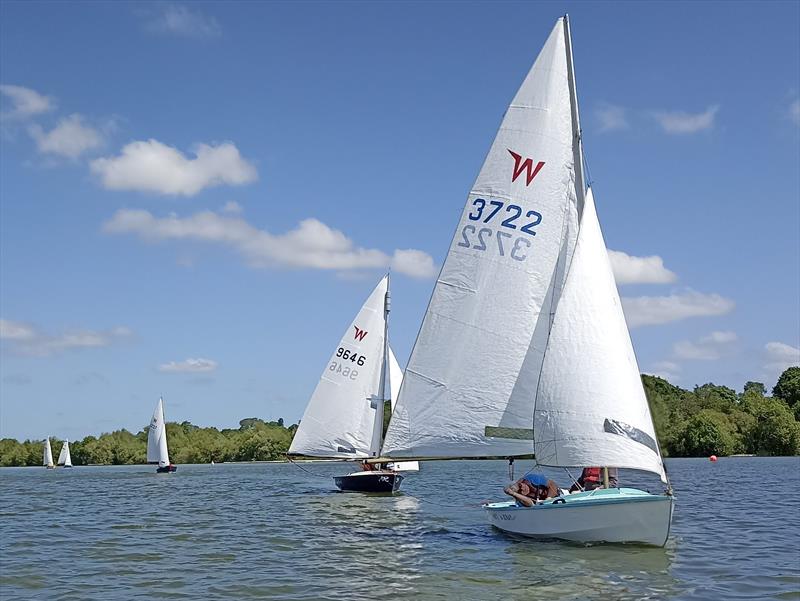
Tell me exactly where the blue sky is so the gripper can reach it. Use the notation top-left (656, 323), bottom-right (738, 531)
top-left (1, 1), bottom-right (798, 441)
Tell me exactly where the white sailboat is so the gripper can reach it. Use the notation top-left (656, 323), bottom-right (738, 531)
top-left (379, 15), bottom-right (673, 546)
top-left (57, 439), bottom-right (73, 468)
top-left (148, 397), bottom-right (176, 473)
top-left (288, 274), bottom-right (414, 492)
top-left (43, 438), bottom-right (54, 469)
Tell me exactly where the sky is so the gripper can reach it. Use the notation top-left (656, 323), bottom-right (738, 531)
top-left (1, 1), bottom-right (798, 441)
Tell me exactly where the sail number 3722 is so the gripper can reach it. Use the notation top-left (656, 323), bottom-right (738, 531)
top-left (458, 198), bottom-right (542, 262)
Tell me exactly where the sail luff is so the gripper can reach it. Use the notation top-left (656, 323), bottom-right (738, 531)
top-left (563, 14), bottom-right (586, 211)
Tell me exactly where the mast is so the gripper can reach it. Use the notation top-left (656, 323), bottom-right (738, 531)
top-left (563, 14), bottom-right (586, 211)
top-left (370, 272), bottom-right (391, 457)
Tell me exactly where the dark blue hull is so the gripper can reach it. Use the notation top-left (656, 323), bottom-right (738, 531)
top-left (334, 472), bottom-right (403, 493)
top-left (156, 465), bottom-right (177, 473)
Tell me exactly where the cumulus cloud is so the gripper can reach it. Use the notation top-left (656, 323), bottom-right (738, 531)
top-left (158, 358), bottom-right (218, 373)
top-left (221, 201), bottom-right (243, 214)
top-left (142, 3), bottom-right (221, 38)
top-left (647, 360), bottom-right (682, 382)
top-left (0, 84), bottom-right (54, 120)
top-left (28, 114), bottom-right (103, 159)
top-left (90, 139), bottom-right (257, 196)
top-left (673, 331), bottom-right (738, 360)
top-left (102, 208), bottom-right (436, 278)
top-left (608, 250), bottom-right (677, 285)
top-left (764, 342), bottom-right (800, 372)
top-left (0, 319), bottom-right (131, 356)
top-left (652, 105), bottom-right (719, 134)
top-left (621, 290), bottom-right (735, 328)
top-left (595, 103), bottom-right (629, 133)
top-left (790, 99), bottom-right (800, 126)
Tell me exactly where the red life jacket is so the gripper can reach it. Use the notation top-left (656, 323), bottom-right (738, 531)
top-left (582, 467), bottom-right (601, 483)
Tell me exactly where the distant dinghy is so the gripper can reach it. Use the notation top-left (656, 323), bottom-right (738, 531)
top-left (57, 440), bottom-right (72, 468)
top-left (43, 438), bottom-right (54, 469)
top-left (288, 274), bottom-right (416, 493)
top-left (148, 398), bottom-right (177, 473)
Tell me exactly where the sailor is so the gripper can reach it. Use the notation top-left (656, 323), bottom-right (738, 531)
top-left (569, 467), bottom-right (619, 491)
top-left (504, 473), bottom-right (559, 507)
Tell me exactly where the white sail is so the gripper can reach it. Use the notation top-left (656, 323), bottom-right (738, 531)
top-left (57, 440), bottom-right (72, 467)
top-left (386, 348), bottom-right (419, 472)
top-left (147, 398), bottom-right (171, 467)
top-left (534, 189), bottom-right (666, 481)
top-left (382, 18), bottom-right (581, 459)
top-left (43, 438), bottom-right (54, 467)
top-left (289, 276), bottom-right (389, 459)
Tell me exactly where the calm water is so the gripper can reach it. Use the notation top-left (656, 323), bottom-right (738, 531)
top-left (1, 457), bottom-right (798, 600)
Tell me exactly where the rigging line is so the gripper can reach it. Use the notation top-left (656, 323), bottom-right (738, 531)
top-left (285, 455), bottom-right (333, 482)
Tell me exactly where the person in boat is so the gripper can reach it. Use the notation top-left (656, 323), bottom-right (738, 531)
top-left (504, 473), bottom-right (560, 507)
top-left (361, 461), bottom-right (375, 471)
top-left (569, 467), bottom-right (619, 492)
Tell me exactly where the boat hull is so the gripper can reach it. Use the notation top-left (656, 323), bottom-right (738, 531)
top-left (484, 488), bottom-right (674, 546)
top-left (156, 465), bottom-right (177, 473)
top-left (334, 471), bottom-right (403, 493)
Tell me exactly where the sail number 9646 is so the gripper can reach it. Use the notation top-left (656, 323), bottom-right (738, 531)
top-left (458, 199), bottom-right (543, 262)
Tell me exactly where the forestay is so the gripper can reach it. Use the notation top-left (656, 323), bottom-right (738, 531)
top-left (382, 19), bottom-right (581, 459)
top-left (289, 276), bottom-right (388, 459)
top-left (534, 189), bottom-right (666, 481)
top-left (148, 398), bottom-right (171, 467)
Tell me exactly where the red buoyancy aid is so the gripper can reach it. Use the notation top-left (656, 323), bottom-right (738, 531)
top-left (582, 467), bottom-right (601, 483)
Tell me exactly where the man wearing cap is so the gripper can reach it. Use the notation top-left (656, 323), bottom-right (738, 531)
top-left (503, 473), bottom-right (560, 507)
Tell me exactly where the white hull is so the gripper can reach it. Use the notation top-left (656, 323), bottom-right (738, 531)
top-left (484, 488), bottom-right (674, 546)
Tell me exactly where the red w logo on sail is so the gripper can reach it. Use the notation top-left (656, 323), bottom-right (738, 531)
top-left (353, 326), bottom-right (368, 341)
top-left (508, 149), bottom-right (545, 186)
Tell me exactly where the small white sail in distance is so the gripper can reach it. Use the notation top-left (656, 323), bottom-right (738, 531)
top-left (147, 398), bottom-right (171, 467)
top-left (57, 440), bottom-right (72, 467)
top-left (533, 188), bottom-right (666, 481)
top-left (289, 276), bottom-right (394, 459)
top-left (43, 438), bottom-right (54, 467)
top-left (381, 18), bottom-right (581, 459)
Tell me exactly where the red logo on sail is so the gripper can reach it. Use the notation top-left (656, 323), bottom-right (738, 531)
top-left (353, 326), bottom-right (368, 341)
top-left (508, 149), bottom-right (545, 186)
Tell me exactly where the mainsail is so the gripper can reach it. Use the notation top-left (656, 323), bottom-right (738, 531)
top-left (382, 18), bottom-right (582, 459)
top-left (57, 440), bottom-right (72, 467)
top-left (288, 276), bottom-right (389, 459)
top-left (147, 398), bottom-right (171, 467)
top-left (533, 189), bottom-right (666, 481)
top-left (43, 438), bottom-right (54, 467)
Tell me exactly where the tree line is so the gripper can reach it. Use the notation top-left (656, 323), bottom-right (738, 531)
top-left (2, 367), bottom-right (799, 467)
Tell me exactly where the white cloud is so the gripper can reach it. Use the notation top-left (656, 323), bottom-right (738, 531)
top-left (595, 103), bottom-right (629, 133)
top-left (647, 360), bottom-right (682, 382)
top-left (143, 4), bottom-right (221, 38)
top-left (28, 114), bottom-right (103, 159)
top-left (0, 84), bottom-right (54, 119)
top-left (608, 250), bottom-right (677, 285)
top-left (90, 139), bottom-right (257, 196)
top-left (0, 319), bottom-right (131, 356)
top-left (622, 290), bottom-right (735, 328)
top-left (391, 249), bottom-right (438, 279)
top-left (652, 105), bottom-right (719, 134)
top-left (158, 358), bottom-right (218, 373)
top-left (764, 342), bottom-right (800, 372)
top-left (790, 99), bottom-right (800, 126)
top-left (221, 201), bottom-right (243, 214)
top-left (102, 208), bottom-right (436, 278)
top-left (673, 331), bottom-right (738, 360)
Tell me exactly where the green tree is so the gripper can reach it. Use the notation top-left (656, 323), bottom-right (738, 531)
top-left (773, 367), bottom-right (800, 408)
top-left (673, 410), bottom-right (737, 457)
top-left (743, 381), bottom-right (766, 396)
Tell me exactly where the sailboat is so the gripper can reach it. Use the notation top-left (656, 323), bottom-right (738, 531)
top-left (57, 439), bottom-right (73, 468)
top-left (377, 15), bottom-right (674, 546)
top-left (148, 397), bottom-right (177, 473)
top-left (43, 438), bottom-right (54, 469)
top-left (288, 274), bottom-right (417, 493)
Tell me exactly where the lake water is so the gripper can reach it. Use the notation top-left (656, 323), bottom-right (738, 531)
top-left (1, 457), bottom-right (798, 600)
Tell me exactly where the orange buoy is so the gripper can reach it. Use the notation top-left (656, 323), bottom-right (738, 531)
top-left (709, 455), bottom-right (718, 462)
